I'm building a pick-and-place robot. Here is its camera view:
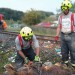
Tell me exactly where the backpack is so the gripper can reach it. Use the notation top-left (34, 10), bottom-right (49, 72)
top-left (0, 20), bottom-right (3, 25)
top-left (60, 13), bottom-right (74, 32)
top-left (0, 20), bottom-right (7, 30)
top-left (0, 20), bottom-right (3, 29)
top-left (18, 34), bottom-right (32, 47)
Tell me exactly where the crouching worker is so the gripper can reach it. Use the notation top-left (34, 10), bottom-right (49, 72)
top-left (15, 26), bottom-right (40, 69)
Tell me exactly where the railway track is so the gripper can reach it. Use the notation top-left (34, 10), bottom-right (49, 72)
top-left (0, 31), bottom-right (60, 42)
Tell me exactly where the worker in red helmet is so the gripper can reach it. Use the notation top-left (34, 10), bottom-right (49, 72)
top-left (0, 14), bottom-right (7, 47)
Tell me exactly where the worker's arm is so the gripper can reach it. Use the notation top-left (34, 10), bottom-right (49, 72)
top-left (3, 20), bottom-right (7, 29)
top-left (15, 37), bottom-right (26, 59)
top-left (18, 50), bottom-right (26, 59)
top-left (32, 35), bottom-right (40, 56)
top-left (56, 25), bottom-right (61, 36)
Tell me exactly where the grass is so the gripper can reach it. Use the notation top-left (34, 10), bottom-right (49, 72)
top-left (6, 25), bottom-right (57, 36)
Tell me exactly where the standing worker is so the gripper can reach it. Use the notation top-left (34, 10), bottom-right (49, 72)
top-left (0, 14), bottom-right (7, 47)
top-left (0, 14), bottom-right (7, 30)
top-left (55, 0), bottom-right (75, 67)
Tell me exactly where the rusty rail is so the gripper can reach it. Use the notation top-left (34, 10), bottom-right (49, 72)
top-left (0, 31), bottom-right (60, 42)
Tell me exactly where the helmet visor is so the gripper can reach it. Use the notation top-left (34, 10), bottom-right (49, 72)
top-left (61, 6), bottom-right (69, 11)
top-left (23, 35), bottom-right (33, 41)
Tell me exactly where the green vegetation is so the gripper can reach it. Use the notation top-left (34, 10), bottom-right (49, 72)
top-left (31, 26), bottom-right (56, 36)
top-left (0, 8), bottom-right (24, 21)
top-left (70, 2), bottom-right (75, 12)
top-left (6, 25), bottom-right (57, 36)
top-left (0, 50), bottom-right (13, 73)
top-left (0, 8), bottom-right (54, 25)
top-left (22, 9), bottom-right (54, 25)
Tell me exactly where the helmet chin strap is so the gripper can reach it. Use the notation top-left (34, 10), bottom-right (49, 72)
top-left (22, 37), bottom-right (28, 41)
top-left (22, 36), bottom-right (31, 41)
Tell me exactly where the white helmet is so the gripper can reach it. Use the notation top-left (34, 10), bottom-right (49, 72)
top-left (20, 26), bottom-right (33, 40)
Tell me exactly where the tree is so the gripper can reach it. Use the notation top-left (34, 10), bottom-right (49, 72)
top-left (22, 9), bottom-right (54, 25)
top-left (22, 9), bottom-right (42, 25)
top-left (70, 2), bottom-right (75, 12)
top-left (0, 8), bottom-right (24, 21)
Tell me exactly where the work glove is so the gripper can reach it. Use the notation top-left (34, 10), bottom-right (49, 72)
top-left (24, 57), bottom-right (29, 64)
top-left (55, 36), bottom-right (59, 41)
top-left (34, 56), bottom-right (40, 62)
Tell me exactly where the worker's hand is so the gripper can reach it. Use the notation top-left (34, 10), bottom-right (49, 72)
top-left (24, 57), bottom-right (29, 64)
top-left (55, 36), bottom-right (59, 41)
top-left (34, 56), bottom-right (40, 62)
